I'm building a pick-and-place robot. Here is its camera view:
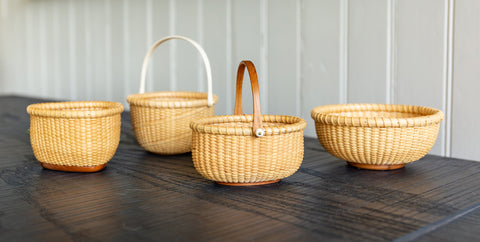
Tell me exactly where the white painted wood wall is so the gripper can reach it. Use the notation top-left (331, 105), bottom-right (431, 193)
top-left (1, 0), bottom-right (479, 161)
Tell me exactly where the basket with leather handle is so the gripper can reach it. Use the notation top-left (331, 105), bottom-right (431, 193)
top-left (27, 101), bottom-right (124, 172)
top-left (127, 35), bottom-right (218, 155)
top-left (190, 60), bottom-right (307, 186)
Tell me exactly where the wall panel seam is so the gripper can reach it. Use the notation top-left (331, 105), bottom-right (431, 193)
top-left (26, 4), bottom-right (34, 94)
top-left (443, 0), bottom-right (455, 157)
top-left (105, 0), bottom-right (112, 100)
top-left (0, 0), bottom-right (6, 94)
top-left (53, 3), bottom-right (61, 98)
top-left (169, 0), bottom-right (176, 91)
top-left (123, 0), bottom-right (130, 97)
top-left (295, 0), bottom-right (302, 116)
top-left (146, 0), bottom-right (153, 92)
top-left (386, 0), bottom-right (396, 104)
top-left (39, 3), bottom-right (47, 97)
top-left (68, 0), bottom-right (77, 99)
top-left (260, 0), bottom-right (268, 114)
top-left (84, 1), bottom-right (92, 99)
top-left (226, 0), bottom-right (233, 114)
top-left (198, 0), bottom-right (205, 92)
top-left (339, 0), bottom-right (349, 104)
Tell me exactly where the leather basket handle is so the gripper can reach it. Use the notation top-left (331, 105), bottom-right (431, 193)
top-left (234, 60), bottom-right (265, 137)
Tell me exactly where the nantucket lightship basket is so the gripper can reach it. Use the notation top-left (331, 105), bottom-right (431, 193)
top-left (311, 104), bottom-right (444, 170)
top-left (127, 36), bottom-right (218, 155)
top-left (27, 101), bottom-right (124, 172)
top-left (190, 61), bottom-right (307, 186)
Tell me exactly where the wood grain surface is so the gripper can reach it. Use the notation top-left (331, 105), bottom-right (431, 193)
top-left (1, 96), bottom-right (479, 241)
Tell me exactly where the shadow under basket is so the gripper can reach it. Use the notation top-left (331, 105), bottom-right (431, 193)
top-left (27, 101), bottom-right (124, 172)
top-left (311, 104), bottom-right (444, 170)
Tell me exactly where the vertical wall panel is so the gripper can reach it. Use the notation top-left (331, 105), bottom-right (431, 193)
top-left (44, 1), bottom-right (58, 98)
top-left (348, 0), bottom-right (387, 103)
top-left (451, 0), bottom-right (480, 160)
top-left (14, 1), bottom-right (27, 95)
top-left (0, 0), bottom-right (27, 95)
top-left (0, 0), bottom-right (8, 93)
top-left (50, 2), bottom-right (61, 98)
top-left (203, 0), bottom-right (228, 115)
top-left (267, 0), bottom-right (298, 116)
top-left (396, 0), bottom-right (446, 155)
top-left (17, 1), bottom-right (28, 96)
top-left (38, 2), bottom-right (49, 97)
top-left (84, 0), bottom-right (93, 99)
top-left (173, 0), bottom-right (200, 92)
top-left (149, 0), bottom-right (170, 94)
top-left (28, 2), bottom-right (45, 97)
top-left (125, 0), bottom-right (147, 105)
top-left (67, 0), bottom-right (76, 99)
top-left (55, 1), bottom-right (71, 100)
top-left (87, 1), bottom-right (107, 100)
top-left (301, 0), bottom-right (340, 137)
top-left (0, 0), bottom-right (4, 93)
top-left (232, 0), bottom-right (262, 115)
top-left (72, 0), bottom-right (87, 100)
top-left (104, 0), bottom-right (112, 100)
top-left (109, 0), bottom-right (125, 104)
top-left (25, 2), bottom-right (35, 95)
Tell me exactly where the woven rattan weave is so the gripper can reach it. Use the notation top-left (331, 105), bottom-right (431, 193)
top-left (311, 104), bottom-right (444, 170)
top-left (127, 36), bottom-right (218, 155)
top-left (27, 101), bottom-right (124, 172)
top-left (191, 61), bottom-right (307, 185)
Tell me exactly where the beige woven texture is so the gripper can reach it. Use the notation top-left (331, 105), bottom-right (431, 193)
top-left (27, 101), bottom-right (124, 167)
top-left (128, 92), bottom-right (218, 155)
top-left (128, 36), bottom-right (217, 155)
top-left (311, 104), bottom-right (444, 166)
top-left (191, 115), bottom-right (307, 183)
top-left (191, 60), bottom-right (307, 184)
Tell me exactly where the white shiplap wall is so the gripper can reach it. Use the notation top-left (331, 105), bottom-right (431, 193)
top-left (1, 0), bottom-right (479, 161)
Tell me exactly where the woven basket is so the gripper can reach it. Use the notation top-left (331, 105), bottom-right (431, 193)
top-left (127, 36), bottom-right (218, 155)
top-left (27, 101), bottom-right (124, 172)
top-left (191, 61), bottom-right (307, 186)
top-left (311, 104), bottom-right (444, 170)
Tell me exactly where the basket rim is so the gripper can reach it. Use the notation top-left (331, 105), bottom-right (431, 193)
top-left (311, 103), bottom-right (444, 128)
top-left (190, 114), bottom-right (307, 136)
top-left (27, 101), bottom-right (124, 118)
top-left (127, 91), bottom-right (219, 108)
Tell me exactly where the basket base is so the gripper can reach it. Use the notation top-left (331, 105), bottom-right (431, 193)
top-left (216, 179), bottom-right (281, 186)
top-left (347, 162), bottom-right (405, 170)
top-left (41, 162), bottom-right (107, 172)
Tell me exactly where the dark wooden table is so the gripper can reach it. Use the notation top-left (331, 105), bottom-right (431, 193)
top-left (1, 96), bottom-right (479, 241)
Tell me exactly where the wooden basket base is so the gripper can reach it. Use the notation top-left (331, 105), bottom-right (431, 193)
top-left (41, 162), bottom-right (107, 172)
top-left (347, 162), bottom-right (405, 170)
top-left (216, 179), bottom-right (281, 186)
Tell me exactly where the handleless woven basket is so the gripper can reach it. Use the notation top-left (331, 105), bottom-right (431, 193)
top-left (127, 36), bottom-right (218, 155)
top-left (191, 61), bottom-right (307, 186)
top-left (311, 104), bottom-right (444, 170)
top-left (27, 101), bottom-right (124, 172)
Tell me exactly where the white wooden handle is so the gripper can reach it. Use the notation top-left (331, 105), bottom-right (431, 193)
top-left (139, 35), bottom-right (214, 106)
